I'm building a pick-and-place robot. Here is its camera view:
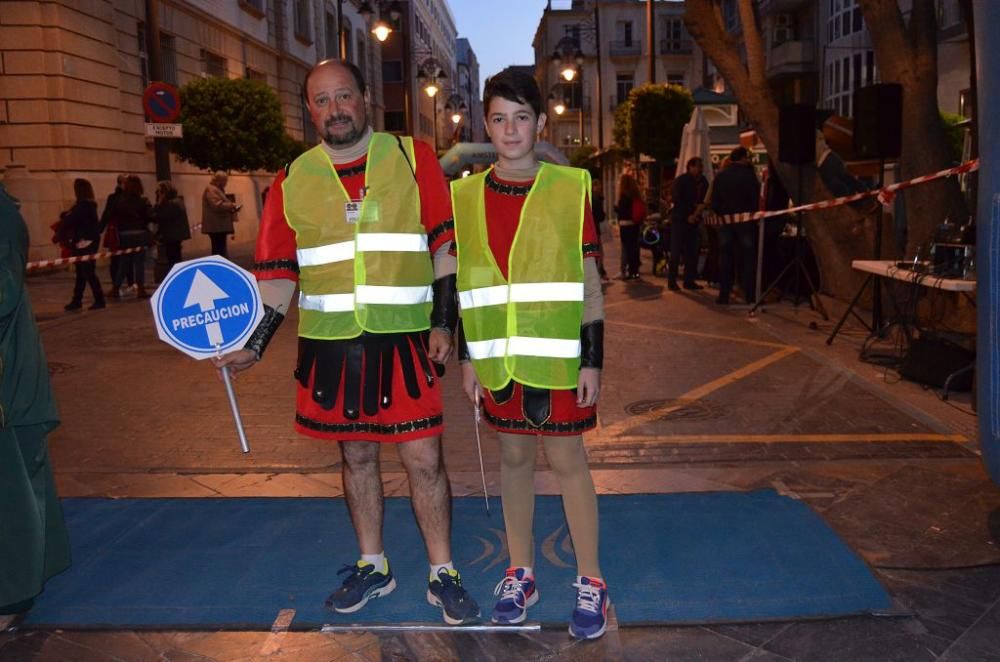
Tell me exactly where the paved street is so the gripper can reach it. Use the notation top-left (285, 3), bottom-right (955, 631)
top-left (3, 240), bottom-right (1000, 661)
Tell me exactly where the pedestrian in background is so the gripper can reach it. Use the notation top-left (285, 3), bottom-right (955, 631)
top-left (591, 178), bottom-right (608, 280)
top-left (109, 175), bottom-right (152, 299)
top-left (201, 172), bottom-right (240, 258)
top-left (615, 173), bottom-right (646, 280)
top-left (153, 181), bottom-right (191, 273)
top-left (99, 174), bottom-right (132, 290)
top-left (0, 182), bottom-right (72, 630)
top-left (62, 178), bottom-right (106, 311)
top-left (668, 157), bottom-right (709, 291)
top-left (704, 147), bottom-right (760, 304)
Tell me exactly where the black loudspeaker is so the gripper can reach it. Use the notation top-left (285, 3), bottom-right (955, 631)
top-left (853, 83), bottom-right (902, 159)
top-left (778, 104), bottom-right (817, 164)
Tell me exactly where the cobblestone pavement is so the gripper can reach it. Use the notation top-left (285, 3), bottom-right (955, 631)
top-left (4, 241), bottom-right (1000, 661)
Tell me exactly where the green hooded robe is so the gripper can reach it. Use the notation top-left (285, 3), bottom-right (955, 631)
top-left (0, 182), bottom-right (71, 612)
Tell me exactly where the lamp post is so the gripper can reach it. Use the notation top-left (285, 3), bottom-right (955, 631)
top-left (416, 57), bottom-right (447, 151)
top-left (549, 1), bottom-right (603, 150)
top-left (359, 1), bottom-right (410, 133)
top-left (444, 93), bottom-right (467, 145)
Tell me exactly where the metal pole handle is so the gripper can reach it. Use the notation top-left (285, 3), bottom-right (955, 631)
top-left (221, 365), bottom-right (250, 454)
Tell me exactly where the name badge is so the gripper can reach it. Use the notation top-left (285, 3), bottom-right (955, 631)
top-left (345, 201), bottom-right (362, 224)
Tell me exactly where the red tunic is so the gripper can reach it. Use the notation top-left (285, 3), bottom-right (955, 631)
top-left (255, 140), bottom-right (454, 442)
top-left (473, 170), bottom-right (600, 436)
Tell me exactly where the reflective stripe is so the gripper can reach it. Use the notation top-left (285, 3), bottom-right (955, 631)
top-left (299, 292), bottom-right (354, 312)
top-left (467, 336), bottom-right (581, 359)
top-left (356, 285), bottom-right (433, 305)
top-left (459, 282), bottom-right (584, 310)
top-left (466, 338), bottom-right (508, 360)
top-left (459, 285), bottom-right (509, 309)
top-left (510, 282), bottom-right (584, 303)
top-left (297, 241), bottom-right (355, 267)
top-left (357, 233), bottom-right (429, 252)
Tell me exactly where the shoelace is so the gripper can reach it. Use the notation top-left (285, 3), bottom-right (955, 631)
top-left (436, 570), bottom-right (468, 601)
top-left (337, 563), bottom-right (372, 588)
top-left (572, 580), bottom-right (603, 615)
top-left (493, 574), bottom-right (528, 606)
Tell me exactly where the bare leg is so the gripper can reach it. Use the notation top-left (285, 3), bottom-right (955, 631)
top-left (397, 435), bottom-right (452, 565)
top-left (498, 432), bottom-right (539, 568)
top-left (340, 440), bottom-right (384, 555)
top-left (542, 435), bottom-right (601, 578)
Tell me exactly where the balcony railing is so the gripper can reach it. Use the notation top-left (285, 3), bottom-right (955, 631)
top-left (660, 39), bottom-right (693, 55)
top-left (609, 39), bottom-right (641, 57)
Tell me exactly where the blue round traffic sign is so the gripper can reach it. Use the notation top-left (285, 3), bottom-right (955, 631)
top-left (151, 257), bottom-right (263, 360)
top-left (143, 82), bottom-right (181, 123)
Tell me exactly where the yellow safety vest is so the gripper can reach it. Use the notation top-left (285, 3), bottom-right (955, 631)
top-left (282, 134), bottom-right (434, 339)
top-left (452, 163), bottom-right (589, 390)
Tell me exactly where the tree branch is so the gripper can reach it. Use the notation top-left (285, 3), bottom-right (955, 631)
top-left (738, 0), bottom-right (767, 89)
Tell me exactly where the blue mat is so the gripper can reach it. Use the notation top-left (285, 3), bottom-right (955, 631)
top-left (26, 491), bottom-right (890, 628)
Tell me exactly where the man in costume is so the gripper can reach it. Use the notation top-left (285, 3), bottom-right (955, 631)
top-left (0, 182), bottom-right (72, 629)
top-left (452, 69), bottom-right (608, 639)
top-left (214, 60), bottom-right (479, 624)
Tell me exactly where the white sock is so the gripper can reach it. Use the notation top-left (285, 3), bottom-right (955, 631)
top-left (360, 552), bottom-right (387, 574)
top-left (430, 561), bottom-right (455, 581)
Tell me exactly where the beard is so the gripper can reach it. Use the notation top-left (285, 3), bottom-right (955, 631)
top-left (322, 115), bottom-right (365, 147)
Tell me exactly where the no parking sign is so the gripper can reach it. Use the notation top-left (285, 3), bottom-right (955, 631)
top-left (151, 256), bottom-right (262, 452)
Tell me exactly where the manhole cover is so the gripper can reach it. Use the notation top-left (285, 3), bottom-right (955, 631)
top-left (624, 398), bottom-right (726, 422)
top-left (47, 361), bottom-right (74, 376)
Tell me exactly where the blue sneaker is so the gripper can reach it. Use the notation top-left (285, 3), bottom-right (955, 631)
top-left (427, 568), bottom-right (481, 625)
top-left (325, 560), bottom-right (396, 614)
top-left (491, 567), bottom-right (539, 624)
top-left (568, 576), bottom-right (609, 640)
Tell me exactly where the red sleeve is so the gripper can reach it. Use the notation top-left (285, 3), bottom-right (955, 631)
top-left (254, 171), bottom-right (299, 282)
top-left (582, 199), bottom-right (601, 259)
top-left (413, 139), bottom-right (455, 253)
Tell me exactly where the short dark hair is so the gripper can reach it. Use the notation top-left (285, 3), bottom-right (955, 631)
top-left (303, 59), bottom-right (367, 104)
top-left (729, 147), bottom-right (749, 162)
top-left (483, 68), bottom-right (542, 118)
top-left (73, 178), bottom-right (95, 202)
top-left (686, 157), bottom-right (703, 169)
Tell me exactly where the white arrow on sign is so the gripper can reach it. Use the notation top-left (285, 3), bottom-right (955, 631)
top-left (183, 269), bottom-right (229, 347)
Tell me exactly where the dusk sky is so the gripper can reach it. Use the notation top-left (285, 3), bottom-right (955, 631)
top-left (449, 0), bottom-right (552, 91)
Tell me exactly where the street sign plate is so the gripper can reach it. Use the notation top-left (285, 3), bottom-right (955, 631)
top-left (143, 82), bottom-right (181, 123)
top-left (145, 123), bottom-right (183, 138)
top-left (150, 256), bottom-right (263, 360)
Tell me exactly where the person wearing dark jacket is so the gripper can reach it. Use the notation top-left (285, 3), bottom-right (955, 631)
top-left (668, 157), bottom-right (709, 291)
top-left (705, 147), bottom-right (760, 304)
top-left (99, 174), bottom-right (131, 288)
top-left (109, 175), bottom-right (153, 299)
top-left (153, 181), bottom-right (191, 273)
top-left (62, 179), bottom-right (106, 311)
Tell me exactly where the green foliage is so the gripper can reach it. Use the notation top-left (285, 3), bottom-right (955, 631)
top-left (173, 77), bottom-right (305, 172)
top-left (570, 145), bottom-right (598, 168)
top-left (628, 84), bottom-right (694, 164)
top-left (940, 112), bottom-right (967, 163)
top-left (612, 100), bottom-right (634, 158)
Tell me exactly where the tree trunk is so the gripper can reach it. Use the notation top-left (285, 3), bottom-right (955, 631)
top-left (684, 0), bottom-right (871, 300)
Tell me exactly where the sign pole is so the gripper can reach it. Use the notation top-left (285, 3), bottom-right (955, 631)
top-left (144, 0), bottom-right (172, 181)
top-left (220, 363), bottom-right (251, 454)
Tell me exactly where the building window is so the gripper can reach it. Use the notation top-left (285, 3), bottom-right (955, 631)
top-left (615, 73), bottom-right (634, 106)
top-left (246, 67), bottom-right (267, 83)
top-left (202, 50), bottom-right (227, 78)
top-left (302, 98), bottom-right (317, 145)
top-left (661, 18), bottom-right (689, 53)
top-left (828, 0), bottom-right (864, 42)
top-left (722, 0), bottom-right (738, 32)
top-left (564, 80), bottom-right (583, 110)
top-left (382, 60), bottom-right (403, 83)
top-left (616, 21), bottom-right (634, 46)
top-left (667, 73), bottom-right (685, 88)
top-left (160, 34), bottom-right (177, 85)
top-left (137, 23), bottom-right (148, 88)
top-left (385, 111), bottom-right (406, 133)
top-left (294, 0), bottom-right (311, 40)
top-left (825, 50), bottom-right (874, 117)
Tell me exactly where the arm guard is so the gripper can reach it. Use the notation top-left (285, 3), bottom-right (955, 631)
top-left (430, 274), bottom-right (459, 334)
top-left (580, 320), bottom-right (604, 370)
top-left (243, 304), bottom-right (285, 360)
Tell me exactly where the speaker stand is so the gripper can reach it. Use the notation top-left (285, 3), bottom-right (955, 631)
top-left (826, 157), bottom-right (887, 345)
top-left (750, 167), bottom-right (828, 320)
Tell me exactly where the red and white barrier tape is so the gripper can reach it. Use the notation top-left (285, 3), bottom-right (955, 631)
top-left (703, 158), bottom-right (979, 226)
top-left (26, 247), bottom-right (143, 271)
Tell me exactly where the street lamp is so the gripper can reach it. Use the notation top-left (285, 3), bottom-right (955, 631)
top-left (547, 3), bottom-right (604, 150)
top-left (417, 57), bottom-right (447, 151)
top-left (359, 0), bottom-right (401, 41)
top-left (444, 93), bottom-right (467, 145)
